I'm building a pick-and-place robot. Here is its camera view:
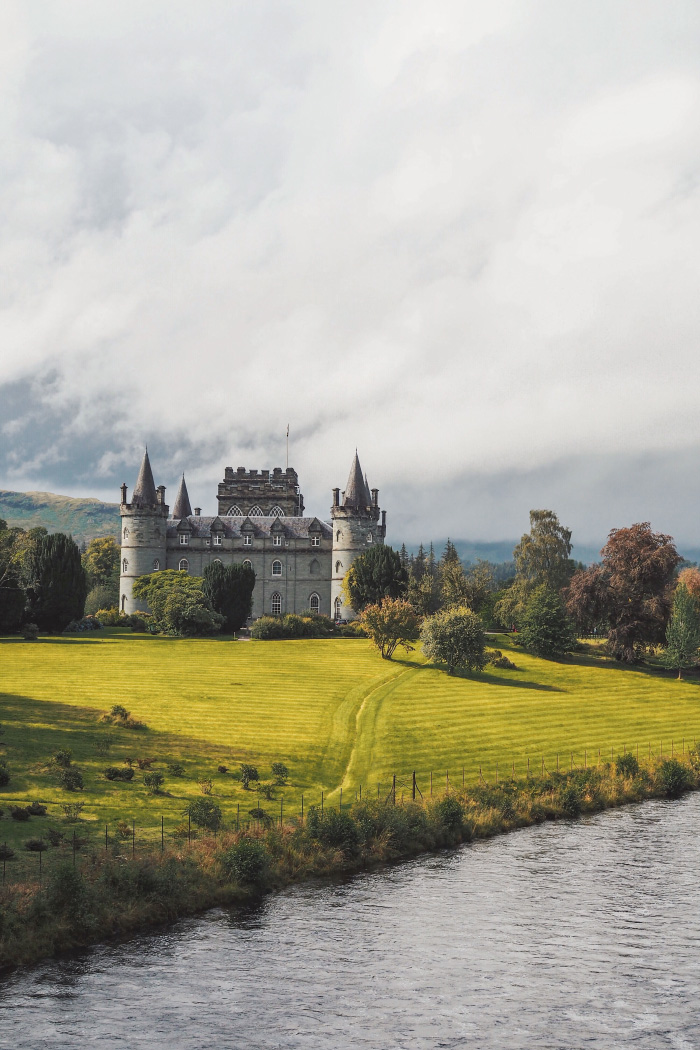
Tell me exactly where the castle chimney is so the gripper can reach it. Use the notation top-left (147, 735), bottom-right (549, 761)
top-left (371, 488), bottom-right (379, 508)
top-left (156, 485), bottom-right (166, 506)
top-left (120, 483), bottom-right (128, 505)
top-left (332, 488), bottom-right (340, 507)
top-left (194, 508), bottom-right (201, 516)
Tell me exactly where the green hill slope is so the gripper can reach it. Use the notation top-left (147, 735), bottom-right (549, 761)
top-left (0, 490), bottom-right (120, 543)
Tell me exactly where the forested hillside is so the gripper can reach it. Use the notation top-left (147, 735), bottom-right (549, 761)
top-left (0, 490), bottom-right (120, 544)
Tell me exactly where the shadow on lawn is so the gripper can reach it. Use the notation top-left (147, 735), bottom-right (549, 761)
top-left (392, 655), bottom-right (564, 692)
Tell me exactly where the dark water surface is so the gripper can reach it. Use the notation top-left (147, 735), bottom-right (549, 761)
top-left (2, 796), bottom-right (700, 1049)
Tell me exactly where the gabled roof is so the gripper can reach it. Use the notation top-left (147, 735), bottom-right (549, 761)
top-left (343, 451), bottom-right (370, 508)
top-left (172, 474), bottom-right (192, 519)
top-left (165, 516), bottom-right (332, 540)
top-left (132, 450), bottom-right (158, 507)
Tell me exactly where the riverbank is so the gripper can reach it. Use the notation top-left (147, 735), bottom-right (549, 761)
top-left (1, 749), bottom-right (697, 974)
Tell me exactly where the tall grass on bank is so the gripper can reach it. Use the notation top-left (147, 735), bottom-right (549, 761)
top-left (1, 749), bottom-right (697, 973)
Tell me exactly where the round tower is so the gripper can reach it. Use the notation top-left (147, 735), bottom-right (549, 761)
top-left (331, 451), bottom-right (386, 621)
top-left (119, 450), bottom-right (168, 614)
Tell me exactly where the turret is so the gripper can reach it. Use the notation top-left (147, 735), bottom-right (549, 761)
top-left (119, 450), bottom-right (169, 614)
top-left (330, 451), bottom-right (386, 621)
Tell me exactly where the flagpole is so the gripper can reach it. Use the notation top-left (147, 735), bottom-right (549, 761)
top-left (286, 424), bottom-right (289, 469)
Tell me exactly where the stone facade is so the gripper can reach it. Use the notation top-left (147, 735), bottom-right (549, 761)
top-left (119, 451), bottom-right (386, 621)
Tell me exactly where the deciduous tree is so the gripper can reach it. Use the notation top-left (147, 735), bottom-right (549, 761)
top-left (518, 586), bottom-right (577, 659)
top-left (420, 606), bottom-right (486, 675)
top-left (664, 583), bottom-right (700, 679)
top-left (359, 598), bottom-right (420, 660)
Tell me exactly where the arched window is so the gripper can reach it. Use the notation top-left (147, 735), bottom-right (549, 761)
top-left (335, 560), bottom-right (342, 574)
top-left (153, 559), bottom-right (160, 571)
top-left (269, 506), bottom-right (285, 517)
top-left (334, 597), bottom-right (342, 619)
top-left (214, 558), bottom-right (222, 564)
top-left (227, 506), bottom-right (242, 516)
top-left (179, 559), bottom-right (189, 572)
top-left (243, 559), bottom-right (252, 569)
top-left (121, 594), bottom-right (126, 612)
top-left (271, 592), bottom-right (282, 615)
top-left (122, 558), bottom-right (128, 573)
top-left (336, 530), bottom-right (341, 542)
top-left (310, 558), bottom-right (320, 575)
top-left (123, 527), bottom-right (129, 539)
top-left (249, 506), bottom-right (263, 516)
top-left (272, 560), bottom-right (282, 576)
top-left (309, 593), bottom-right (320, 614)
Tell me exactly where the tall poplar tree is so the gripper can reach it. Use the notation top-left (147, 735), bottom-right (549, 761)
top-left (664, 583), bottom-right (700, 679)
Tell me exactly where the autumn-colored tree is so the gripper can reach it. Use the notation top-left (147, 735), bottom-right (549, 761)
top-left (677, 566), bottom-right (700, 599)
top-left (359, 598), bottom-right (420, 660)
top-left (566, 523), bottom-right (681, 663)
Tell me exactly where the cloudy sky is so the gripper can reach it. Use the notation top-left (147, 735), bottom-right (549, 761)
top-left (1, 1), bottom-right (700, 550)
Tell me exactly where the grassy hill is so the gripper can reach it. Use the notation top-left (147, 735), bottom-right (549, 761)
top-left (1, 630), bottom-right (699, 874)
top-left (0, 490), bottom-right (120, 544)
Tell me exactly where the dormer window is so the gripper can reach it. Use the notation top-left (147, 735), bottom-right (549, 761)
top-left (273, 535), bottom-right (282, 546)
top-left (243, 535), bottom-right (252, 546)
top-left (213, 534), bottom-right (222, 546)
top-left (311, 536), bottom-right (320, 547)
top-left (180, 534), bottom-right (189, 545)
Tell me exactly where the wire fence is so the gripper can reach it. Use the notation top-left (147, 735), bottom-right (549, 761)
top-left (1, 734), bottom-right (697, 891)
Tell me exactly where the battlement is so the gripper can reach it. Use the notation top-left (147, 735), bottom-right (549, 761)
top-left (217, 465), bottom-right (304, 517)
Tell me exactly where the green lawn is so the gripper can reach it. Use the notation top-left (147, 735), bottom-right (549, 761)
top-left (1, 630), bottom-right (699, 864)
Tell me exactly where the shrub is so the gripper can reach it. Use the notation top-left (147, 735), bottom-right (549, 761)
top-left (143, 771), bottom-right (165, 794)
top-left (47, 828), bottom-right (65, 846)
top-left (250, 613), bottom-right (338, 640)
top-left (615, 753), bottom-right (640, 778)
top-left (46, 863), bottom-right (90, 916)
top-left (307, 808), bottom-right (360, 855)
top-left (186, 797), bottom-right (223, 832)
top-left (487, 650), bottom-right (518, 670)
top-left (168, 763), bottom-right (185, 777)
top-left (104, 766), bottom-right (134, 782)
top-left (271, 762), bottom-right (289, 784)
top-left (240, 764), bottom-right (259, 789)
top-left (61, 801), bottom-right (85, 821)
top-left (136, 757), bottom-right (155, 769)
top-left (111, 704), bottom-right (130, 720)
top-left (0, 763), bottom-right (10, 787)
top-left (22, 623), bottom-right (39, 641)
top-left (93, 736), bottom-right (113, 755)
top-left (259, 782), bottom-right (275, 800)
top-left (63, 616), bottom-right (103, 634)
top-left (437, 795), bottom-right (465, 832)
top-left (116, 820), bottom-right (132, 839)
top-left (0, 844), bottom-right (15, 861)
top-left (54, 749), bottom-right (72, 768)
top-left (26, 802), bottom-right (47, 815)
top-left (217, 765), bottom-right (228, 775)
top-left (24, 838), bottom-right (48, 852)
top-left (95, 607), bottom-right (122, 626)
top-left (58, 767), bottom-right (84, 791)
top-left (221, 839), bottom-right (269, 885)
top-left (560, 785), bottom-right (582, 817)
top-left (198, 778), bottom-right (213, 795)
top-left (421, 607), bottom-right (487, 675)
top-left (657, 759), bottom-right (693, 798)
top-left (125, 614), bottom-right (149, 632)
top-left (10, 806), bottom-right (30, 821)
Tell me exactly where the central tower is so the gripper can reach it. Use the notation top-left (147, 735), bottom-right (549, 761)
top-left (330, 452), bottom-right (386, 620)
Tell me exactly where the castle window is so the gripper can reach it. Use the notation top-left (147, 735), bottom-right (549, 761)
top-left (122, 558), bottom-right (128, 573)
top-left (243, 559), bottom-right (252, 569)
top-left (334, 597), bottom-right (342, 619)
top-left (214, 558), bottom-right (222, 564)
top-left (249, 506), bottom-right (263, 517)
top-left (179, 559), bottom-right (189, 572)
top-left (121, 595), bottom-right (126, 612)
top-left (180, 533), bottom-right (189, 546)
top-left (153, 559), bottom-right (160, 571)
top-left (123, 527), bottom-right (129, 539)
top-left (227, 506), bottom-right (242, 516)
top-left (272, 560), bottom-right (282, 576)
top-left (309, 593), bottom-right (320, 614)
top-left (367, 533), bottom-right (373, 543)
top-left (271, 592), bottom-right (282, 615)
top-left (336, 530), bottom-right (340, 542)
top-left (213, 534), bottom-right (222, 545)
top-left (273, 534), bottom-right (282, 546)
top-left (311, 536), bottom-right (320, 546)
top-left (269, 506), bottom-right (285, 517)
top-left (243, 535), bottom-right (252, 546)
top-left (335, 560), bottom-right (342, 574)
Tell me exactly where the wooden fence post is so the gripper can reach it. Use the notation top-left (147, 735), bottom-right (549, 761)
top-left (161, 815), bottom-right (164, 852)
top-left (412, 771), bottom-right (416, 801)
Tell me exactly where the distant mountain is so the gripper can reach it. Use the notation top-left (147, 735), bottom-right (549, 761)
top-left (0, 490), bottom-right (120, 545)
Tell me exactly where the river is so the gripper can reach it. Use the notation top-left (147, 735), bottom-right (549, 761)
top-left (2, 795), bottom-right (699, 1049)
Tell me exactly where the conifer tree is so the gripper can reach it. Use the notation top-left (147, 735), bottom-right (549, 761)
top-left (203, 562), bottom-right (256, 633)
top-left (26, 533), bottom-right (87, 631)
top-left (664, 583), bottom-right (700, 679)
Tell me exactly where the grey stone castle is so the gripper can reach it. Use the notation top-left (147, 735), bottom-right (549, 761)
top-left (119, 450), bottom-right (386, 621)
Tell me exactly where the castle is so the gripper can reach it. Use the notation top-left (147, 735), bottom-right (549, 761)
top-left (119, 450), bottom-right (387, 621)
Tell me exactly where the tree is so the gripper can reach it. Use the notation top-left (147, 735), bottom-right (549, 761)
top-left (343, 545), bottom-right (408, 613)
top-left (664, 583), bottom-right (700, 679)
top-left (25, 533), bottom-right (87, 631)
top-left (495, 510), bottom-right (576, 628)
top-left (420, 607), bottom-right (486, 675)
top-left (133, 570), bottom-right (223, 636)
top-left (463, 561), bottom-right (495, 614)
top-left (202, 561), bottom-right (256, 633)
top-left (82, 536), bottom-right (120, 610)
top-left (566, 523), bottom-right (681, 663)
top-left (406, 569), bottom-right (440, 617)
top-left (438, 558), bottom-right (469, 609)
top-left (518, 586), bottom-right (577, 659)
top-left (359, 598), bottom-right (420, 659)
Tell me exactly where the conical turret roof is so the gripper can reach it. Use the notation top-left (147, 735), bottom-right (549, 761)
top-left (172, 474), bottom-right (192, 519)
top-left (343, 451), bottom-right (370, 508)
top-left (132, 449), bottom-right (158, 507)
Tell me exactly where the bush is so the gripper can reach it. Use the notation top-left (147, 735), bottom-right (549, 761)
top-left (615, 753), bottom-right (640, 778)
top-left (104, 766), bottom-right (134, 781)
top-left (124, 613), bottom-right (149, 632)
top-left (95, 607), bottom-right (121, 626)
top-left (487, 649), bottom-right (518, 670)
top-left (259, 782), bottom-right (275, 800)
top-left (136, 757), bottom-right (155, 769)
top-left (240, 764), bottom-right (259, 789)
top-left (47, 827), bottom-right (65, 846)
top-left (307, 808), bottom-right (360, 855)
top-left (143, 771), bottom-right (165, 794)
top-left (61, 801), bottom-right (85, 821)
top-left (186, 797), bottom-right (223, 832)
top-left (436, 795), bottom-right (465, 832)
top-left (657, 759), bottom-right (693, 798)
top-left (111, 704), bottom-right (130, 720)
top-left (116, 820), bottom-right (132, 839)
top-left (271, 762), bottom-right (289, 785)
top-left (421, 607), bottom-right (487, 675)
top-left (221, 839), bottom-right (269, 885)
top-left (22, 622), bottom-right (39, 641)
top-left (560, 785), bottom-right (582, 817)
top-left (217, 765), bottom-right (228, 775)
top-left (54, 749), bottom-right (72, 768)
top-left (0, 764), bottom-right (10, 787)
top-left (198, 778), bottom-right (213, 795)
top-left (63, 616), bottom-right (103, 634)
top-left (26, 802), bottom-right (47, 815)
top-left (168, 763), bottom-right (185, 777)
top-left (0, 844), bottom-right (15, 861)
top-left (24, 838), bottom-right (48, 852)
top-left (250, 613), bottom-right (338, 640)
top-left (10, 806), bottom-right (30, 821)
top-left (58, 767), bottom-right (84, 791)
